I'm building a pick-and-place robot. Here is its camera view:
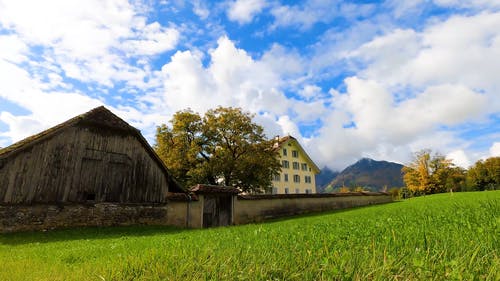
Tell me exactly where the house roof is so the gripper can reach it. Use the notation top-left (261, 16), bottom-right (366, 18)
top-left (273, 135), bottom-right (321, 174)
top-left (0, 106), bottom-right (185, 193)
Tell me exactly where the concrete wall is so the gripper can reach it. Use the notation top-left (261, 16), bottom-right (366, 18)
top-left (166, 199), bottom-right (202, 228)
top-left (0, 203), bottom-right (170, 233)
top-left (234, 193), bottom-right (392, 225)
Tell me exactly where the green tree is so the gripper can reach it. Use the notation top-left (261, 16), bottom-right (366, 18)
top-left (467, 157), bottom-right (500, 191)
top-left (444, 166), bottom-right (467, 192)
top-left (154, 107), bottom-right (281, 193)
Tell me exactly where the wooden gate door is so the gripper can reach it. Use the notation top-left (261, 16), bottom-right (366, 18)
top-left (202, 195), bottom-right (232, 228)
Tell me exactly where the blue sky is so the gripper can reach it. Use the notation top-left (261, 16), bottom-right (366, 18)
top-left (0, 0), bottom-right (499, 170)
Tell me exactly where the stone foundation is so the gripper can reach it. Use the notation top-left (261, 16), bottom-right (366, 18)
top-left (0, 203), bottom-right (169, 233)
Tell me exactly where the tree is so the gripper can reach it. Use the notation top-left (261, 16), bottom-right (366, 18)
top-left (402, 149), bottom-right (465, 195)
top-left (443, 166), bottom-right (466, 192)
top-left (402, 150), bottom-right (432, 194)
top-left (339, 186), bottom-right (350, 193)
top-left (467, 157), bottom-right (500, 191)
top-left (155, 109), bottom-right (206, 186)
top-left (154, 107), bottom-right (281, 193)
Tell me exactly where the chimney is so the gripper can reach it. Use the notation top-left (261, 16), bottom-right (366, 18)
top-left (273, 135), bottom-right (280, 148)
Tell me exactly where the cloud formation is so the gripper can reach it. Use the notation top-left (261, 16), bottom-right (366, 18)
top-left (0, 0), bottom-right (498, 171)
top-left (227, 0), bottom-right (267, 24)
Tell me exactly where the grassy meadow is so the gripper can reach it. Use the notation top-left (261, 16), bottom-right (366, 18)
top-left (1, 191), bottom-right (499, 280)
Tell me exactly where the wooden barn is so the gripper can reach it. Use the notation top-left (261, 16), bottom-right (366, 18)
top-left (0, 106), bottom-right (184, 205)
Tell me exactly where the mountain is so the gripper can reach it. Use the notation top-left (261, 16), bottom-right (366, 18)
top-left (315, 166), bottom-right (340, 193)
top-left (325, 158), bottom-right (404, 192)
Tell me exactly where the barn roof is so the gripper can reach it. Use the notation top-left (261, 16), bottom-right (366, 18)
top-left (0, 106), bottom-right (185, 193)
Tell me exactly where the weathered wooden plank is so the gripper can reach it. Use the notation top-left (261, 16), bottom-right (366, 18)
top-left (0, 125), bottom-right (173, 204)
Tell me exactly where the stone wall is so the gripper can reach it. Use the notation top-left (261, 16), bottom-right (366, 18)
top-left (234, 192), bottom-right (392, 225)
top-left (1, 193), bottom-right (393, 233)
top-left (0, 203), bottom-right (169, 233)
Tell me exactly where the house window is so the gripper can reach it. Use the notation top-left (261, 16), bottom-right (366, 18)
top-left (285, 188), bottom-right (289, 194)
top-left (305, 176), bottom-right (311, 183)
top-left (284, 174), bottom-right (289, 182)
top-left (273, 187), bottom-right (278, 194)
top-left (282, 160), bottom-right (289, 169)
top-left (273, 174), bottom-right (280, 181)
top-left (292, 150), bottom-right (299, 158)
top-left (282, 148), bottom-right (287, 156)
top-left (306, 189), bottom-right (312, 194)
top-left (292, 162), bottom-right (299, 170)
top-left (293, 175), bottom-right (300, 183)
top-left (295, 188), bottom-right (300, 194)
top-left (301, 163), bottom-right (307, 171)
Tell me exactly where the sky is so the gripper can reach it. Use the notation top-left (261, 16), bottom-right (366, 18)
top-left (0, 0), bottom-right (499, 171)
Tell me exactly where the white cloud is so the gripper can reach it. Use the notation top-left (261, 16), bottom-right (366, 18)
top-left (123, 22), bottom-right (180, 56)
top-left (299, 85), bottom-right (322, 100)
top-left (158, 36), bottom-right (334, 146)
top-left (0, 0), bottom-right (179, 86)
top-left (161, 49), bottom-right (218, 113)
top-left (0, 0), bottom-right (497, 174)
top-left (447, 150), bottom-right (471, 168)
top-left (307, 76), bottom-right (489, 170)
top-left (0, 57), bottom-right (102, 142)
top-left (270, 0), bottom-right (374, 30)
top-left (490, 142), bottom-right (500, 157)
top-left (434, 0), bottom-right (500, 9)
top-left (349, 28), bottom-right (420, 85)
top-left (0, 0), bottom-right (181, 144)
top-left (260, 44), bottom-right (304, 78)
top-left (160, 36), bottom-right (292, 115)
top-left (352, 12), bottom-right (500, 100)
top-left (0, 0), bottom-right (132, 57)
top-left (409, 13), bottom-right (500, 92)
top-left (0, 34), bottom-right (28, 63)
top-left (192, 0), bottom-right (210, 19)
top-left (271, 2), bottom-right (329, 30)
top-left (0, 112), bottom-right (43, 143)
top-left (299, 12), bottom-right (500, 169)
top-left (227, 0), bottom-right (267, 24)
top-left (277, 115), bottom-right (301, 137)
top-left (385, 0), bottom-right (426, 18)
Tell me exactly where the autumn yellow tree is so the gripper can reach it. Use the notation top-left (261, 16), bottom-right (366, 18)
top-left (402, 150), bottom-right (432, 194)
top-left (402, 150), bottom-right (464, 194)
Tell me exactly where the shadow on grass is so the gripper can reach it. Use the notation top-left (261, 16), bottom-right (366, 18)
top-left (0, 224), bottom-right (198, 245)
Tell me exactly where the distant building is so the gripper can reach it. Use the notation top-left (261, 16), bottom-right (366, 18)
top-left (271, 135), bottom-right (320, 194)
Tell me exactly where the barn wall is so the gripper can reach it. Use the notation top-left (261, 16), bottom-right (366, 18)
top-left (0, 203), bottom-right (169, 233)
top-left (0, 126), bottom-right (170, 204)
top-left (233, 193), bottom-right (392, 225)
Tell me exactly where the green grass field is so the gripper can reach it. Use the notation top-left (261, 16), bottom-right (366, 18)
top-left (1, 191), bottom-right (499, 280)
